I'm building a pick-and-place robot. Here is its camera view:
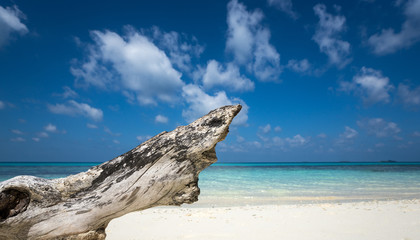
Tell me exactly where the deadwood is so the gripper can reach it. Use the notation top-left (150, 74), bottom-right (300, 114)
top-left (0, 105), bottom-right (241, 240)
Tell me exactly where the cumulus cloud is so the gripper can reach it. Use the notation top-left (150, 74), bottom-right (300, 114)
top-left (71, 28), bottom-right (185, 105)
top-left (181, 84), bottom-right (249, 126)
top-left (44, 123), bottom-right (57, 133)
top-left (155, 114), bottom-right (168, 124)
top-left (267, 0), bottom-right (298, 19)
top-left (48, 100), bottom-right (103, 121)
top-left (287, 59), bottom-right (311, 73)
top-left (0, 5), bottom-right (28, 48)
top-left (271, 134), bottom-right (310, 149)
top-left (202, 60), bottom-right (254, 92)
top-left (368, 0), bottom-right (420, 55)
top-left (357, 118), bottom-right (401, 137)
top-left (397, 83), bottom-right (420, 106)
top-left (259, 124), bottom-right (271, 134)
top-left (339, 67), bottom-right (393, 104)
top-left (226, 0), bottom-right (281, 81)
top-left (312, 4), bottom-right (351, 68)
top-left (152, 27), bottom-right (204, 74)
top-left (285, 134), bottom-right (309, 147)
top-left (274, 126), bottom-right (282, 132)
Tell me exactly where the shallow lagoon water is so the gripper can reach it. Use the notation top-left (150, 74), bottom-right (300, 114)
top-left (1, 162), bottom-right (420, 206)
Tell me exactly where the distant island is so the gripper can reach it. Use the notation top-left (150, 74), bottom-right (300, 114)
top-left (379, 160), bottom-right (397, 163)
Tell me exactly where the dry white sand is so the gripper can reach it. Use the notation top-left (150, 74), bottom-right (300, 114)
top-left (106, 200), bottom-right (420, 240)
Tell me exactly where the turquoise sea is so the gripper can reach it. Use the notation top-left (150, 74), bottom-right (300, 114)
top-left (1, 162), bottom-right (420, 206)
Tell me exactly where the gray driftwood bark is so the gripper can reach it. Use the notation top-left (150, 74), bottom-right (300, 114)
top-left (0, 105), bottom-right (241, 240)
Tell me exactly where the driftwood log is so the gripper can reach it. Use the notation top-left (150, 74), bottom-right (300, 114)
top-left (0, 105), bottom-right (241, 240)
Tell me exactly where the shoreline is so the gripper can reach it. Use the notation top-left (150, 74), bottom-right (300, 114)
top-left (106, 199), bottom-right (420, 240)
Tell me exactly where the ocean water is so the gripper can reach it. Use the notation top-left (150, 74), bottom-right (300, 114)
top-left (1, 162), bottom-right (420, 206)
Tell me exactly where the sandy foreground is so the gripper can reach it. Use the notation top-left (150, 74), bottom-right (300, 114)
top-left (105, 199), bottom-right (420, 240)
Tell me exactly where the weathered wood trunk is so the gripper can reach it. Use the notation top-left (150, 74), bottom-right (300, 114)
top-left (0, 105), bottom-right (241, 240)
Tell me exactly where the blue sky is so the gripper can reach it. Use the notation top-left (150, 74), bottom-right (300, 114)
top-left (1, 0), bottom-right (420, 162)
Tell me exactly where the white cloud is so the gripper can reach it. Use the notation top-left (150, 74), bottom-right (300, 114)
top-left (104, 127), bottom-right (121, 137)
top-left (137, 135), bottom-right (152, 142)
top-left (226, 0), bottom-right (263, 65)
top-left (312, 4), bottom-right (351, 68)
top-left (202, 60), bottom-right (254, 92)
top-left (86, 123), bottom-right (98, 129)
top-left (357, 118), bottom-right (401, 137)
top-left (11, 129), bottom-right (23, 135)
top-left (267, 0), bottom-right (298, 19)
top-left (317, 133), bottom-right (327, 138)
top-left (274, 126), bottom-right (282, 132)
top-left (368, 0), bottom-right (420, 55)
top-left (10, 137), bottom-right (25, 142)
top-left (285, 134), bottom-right (309, 147)
top-left (44, 123), bottom-right (57, 133)
top-left (339, 67), bottom-right (393, 104)
top-left (71, 28), bottom-right (185, 105)
top-left (152, 27), bottom-right (204, 74)
top-left (259, 124), bottom-right (271, 134)
top-left (0, 5), bottom-right (28, 48)
top-left (397, 83), bottom-right (420, 106)
top-left (181, 84), bottom-right (249, 126)
top-left (32, 137), bottom-right (40, 142)
top-left (340, 126), bottom-right (358, 139)
top-left (413, 131), bottom-right (420, 137)
top-left (226, 0), bottom-right (281, 81)
top-left (55, 86), bottom-right (78, 99)
top-left (252, 28), bottom-right (281, 81)
top-left (0, 100), bottom-right (4, 109)
top-left (113, 139), bottom-right (120, 144)
top-left (48, 100), bottom-right (103, 121)
top-left (287, 59), bottom-right (311, 73)
top-left (38, 132), bottom-right (48, 138)
top-left (155, 114), bottom-right (169, 124)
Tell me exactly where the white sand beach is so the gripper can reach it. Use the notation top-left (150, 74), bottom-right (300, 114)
top-left (106, 199), bottom-right (420, 240)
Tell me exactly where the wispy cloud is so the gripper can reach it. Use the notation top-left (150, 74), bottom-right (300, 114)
top-left (312, 4), bottom-right (351, 68)
top-left (368, 0), bottom-right (420, 55)
top-left (104, 127), bottom-right (121, 137)
top-left (339, 67), bottom-right (393, 104)
top-left (53, 86), bottom-right (78, 99)
top-left (86, 123), bottom-right (98, 129)
top-left (11, 129), bottom-right (24, 135)
top-left (287, 59), bottom-right (311, 74)
top-left (155, 114), bottom-right (168, 124)
top-left (44, 123), bottom-right (57, 132)
top-left (48, 100), bottom-right (103, 121)
top-left (357, 118), bottom-right (401, 138)
top-left (151, 27), bottom-right (204, 74)
top-left (0, 100), bottom-right (4, 109)
top-left (10, 137), bottom-right (25, 142)
top-left (397, 83), bottom-right (420, 106)
top-left (267, 0), bottom-right (298, 19)
top-left (0, 5), bottom-right (28, 48)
